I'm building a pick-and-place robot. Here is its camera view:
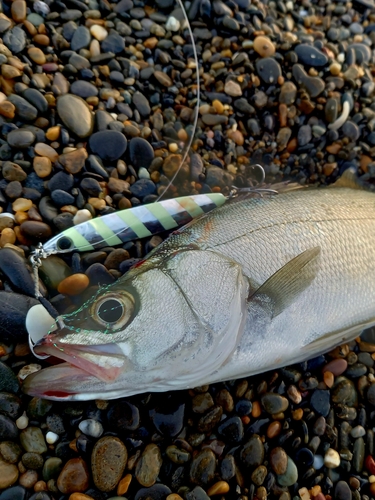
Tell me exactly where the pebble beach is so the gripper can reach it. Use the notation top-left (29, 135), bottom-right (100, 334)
top-left (1, 0), bottom-right (375, 498)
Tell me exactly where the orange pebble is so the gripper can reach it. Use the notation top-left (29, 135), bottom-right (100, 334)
top-left (292, 408), bottom-right (304, 420)
top-left (117, 474), bottom-right (132, 496)
top-left (252, 401), bottom-right (262, 418)
top-left (323, 371), bottom-right (334, 388)
top-left (69, 494), bottom-right (95, 500)
top-left (34, 481), bottom-right (48, 492)
top-left (207, 480), bottom-right (230, 496)
top-left (166, 495), bottom-right (184, 500)
top-left (241, 415), bottom-right (250, 425)
top-left (57, 274), bottom-right (90, 296)
top-left (267, 420), bottom-right (282, 438)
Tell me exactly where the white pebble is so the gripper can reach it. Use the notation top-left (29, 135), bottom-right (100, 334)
top-left (90, 24), bottom-right (108, 41)
top-left (16, 412), bottom-right (29, 430)
top-left (165, 16), bottom-right (180, 31)
top-left (46, 431), bottom-right (59, 444)
top-left (17, 363), bottom-right (42, 381)
top-left (73, 209), bottom-right (92, 225)
top-left (313, 455), bottom-right (324, 470)
top-left (324, 448), bottom-right (340, 468)
top-left (350, 425), bottom-right (366, 438)
top-left (78, 418), bottom-right (104, 438)
top-left (138, 167), bottom-right (150, 179)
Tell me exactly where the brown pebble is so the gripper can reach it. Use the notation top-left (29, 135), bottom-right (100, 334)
top-left (166, 495), bottom-right (183, 500)
top-left (0, 100), bottom-right (15, 118)
top-left (34, 34), bottom-right (50, 45)
top-left (292, 408), bottom-right (304, 420)
top-left (34, 143), bottom-right (58, 162)
top-left (0, 228), bottom-right (16, 246)
top-left (267, 420), bottom-right (282, 439)
top-left (135, 444), bottom-right (162, 487)
top-left (33, 156), bottom-right (52, 178)
top-left (107, 178), bottom-right (130, 194)
top-left (46, 126), bottom-right (60, 141)
top-left (227, 129), bottom-right (244, 146)
top-left (28, 47), bottom-right (46, 65)
top-left (323, 371), bottom-right (334, 388)
top-left (0, 458), bottom-right (19, 489)
top-left (59, 148), bottom-right (88, 174)
top-left (57, 458), bottom-right (89, 494)
top-left (269, 447), bottom-right (288, 475)
top-left (91, 436), bottom-right (127, 492)
top-left (12, 198), bottom-right (32, 212)
top-left (360, 155), bottom-right (372, 173)
top-left (163, 154), bottom-right (183, 178)
top-left (68, 493), bottom-right (95, 500)
top-left (57, 274), bottom-right (90, 296)
top-left (11, 0), bottom-right (26, 22)
top-left (253, 35), bottom-right (275, 57)
top-left (326, 143), bottom-right (342, 155)
top-left (34, 480), bottom-right (48, 492)
top-left (20, 221), bottom-right (52, 240)
top-left (322, 358), bottom-right (347, 376)
top-left (88, 197), bottom-right (106, 210)
top-left (207, 481), bottom-right (230, 496)
top-left (19, 469), bottom-right (38, 489)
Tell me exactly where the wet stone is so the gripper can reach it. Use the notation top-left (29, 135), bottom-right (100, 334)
top-left (332, 377), bottom-right (357, 406)
top-left (130, 179), bottom-right (156, 198)
top-left (48, 172), bottom-right (74, 192)
top-left (71, 25), bottom-right (91, 51)
top-left (57, 94), bottom-right (94, 139)
top-left (0, 363), bottom-right (20, 393)
top-left (7, 130), bottom-right (35, 149)
top-left (42, 457), bottom-right (63, 482)
top-left (295, 44), bottom-right (328, 67)
top-left (298, 125), bottom-right (312, 146)
top-left (190, 449), bottom-right (216, 485)
top-left (150, 397), bottom-right (185, 437)
top-left (220, 455), bottom-right (236, 481)
top-left (335, 480), bottom-right (352, 500)
top-left (251, 465), bottom-right (268, 486)
top-left (51, 190), bottom-right (75, 207)
top-left (256, 58), bottom-right (281, 84)
top-left (310, 389), bottom-right (331, 417)
top-left (342, 121), bottom-right (360, 141)
top-left (0, 459), bottom-right (19, 489)
top-left (135, 484), bottom-right (172, 500)
top-left (59, 148), bottom-right (88, 174)
top-left (57, 457), bottom-right (90, 494)
top-left (22, 452), bottom-right (44, 469)
top-left (0, 441), bottom-right (21, 464)
top-left (197, 405), bottom-right (223, 433)
top-left (270, 447), bottom-right (288, 475)
top-left (132, 91), bottom-right (151, 117)
top-left (292, 64), bottom-right (325, 98)
top-left (136, 443), bottom-right (162, 487)
top-left (2, 162), bottom-right (27, 182)
top-left (92, 436), bottom-right (127, 492)
top-left (279, 82), bottom-right (297, 105)
top-left (128, 137), bottom-right (155, 169)
top-left (70, 80), bottom-right (99, 98)
top-left (277, 457), bottom-right (298, 487)
top-left (241, 435), bottom-right (265, 468)
top-left (8, 95), bottom-right (37, 121)
top-left (23, 89), bottom-right (48, 114)
top-left (186, 486), bottom-right (210, 500)
top-left (217, 416), bottom-right (244, 443)
top-left (19, 427), bottom-right (47, 454)
top-left (166, 445), bottom-right (191, 464)
top-left (261, 393), bottom-right (289, 414)
top-left (20, 221), bottom-right (52, 240)
top-left (89, 130), bottom-right (127, 161)
top-left (353, 437), bottom-right (365, 473)
top-left (0, 414), bottom-right (18, 441)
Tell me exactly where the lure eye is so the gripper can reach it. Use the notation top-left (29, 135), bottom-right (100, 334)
top-left (57, 236), bottom-right (74, 250)
top-left (92, 292), bottom-right (135, 331)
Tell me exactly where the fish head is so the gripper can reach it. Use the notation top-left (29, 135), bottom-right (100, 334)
top-left (23, 249), bottom-right (249, 401)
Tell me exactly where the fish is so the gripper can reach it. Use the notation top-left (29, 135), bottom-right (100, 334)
top-left (23, 170), bottom-right (375, 401)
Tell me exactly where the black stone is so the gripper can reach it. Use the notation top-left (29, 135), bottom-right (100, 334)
top-left (132, 91), bottom-right (151, 117)
top-left (51, 189), bottom-right (75, 207)
top-left (149, 395), bottom-right (185, 437)
top-left (295, 44), bottom-right (328, 66)
top-left (135, 484), bottom-right (172, 500)
top-left (101, 32), bottom-right (125, 53)
top-left (255, 57), bottom-right (282, 84)
top-left (48, 171), bottom-right (74, 192)
top-left (39, 196), bottom-right (59, 223)
top-left (23, 89), bottom-right (49, 114)
top-left (89, 130), bottom-right (127, 161)
top-left (128, 137), bottom-right (154, 169)
top-left (80, 177), bottom-right (103, 196)
top-left (310, 389), bottom-right (330, 417)
top-left (0, 486), bottom-right (27, 500)
top-left (0, 414), bottom-right (18, 440)
top-left (107, 400), bottom-right (140, 431)
top-left (70, 80), bottom-right (98, 98)
top-left (217, 416), bottom-right (244, 443)
top-left (129, 179), bottom-right (156, 198)
top-left (53, 212), bottom-right (74, 231)
top-left (85, 263), bottom-right (116, 286)
top-left (0, 362), bottom-right (20, 394)
top-left (8, 94), bottom-right (38, 121)
top-left (0, 248), bottom-right (39, 297)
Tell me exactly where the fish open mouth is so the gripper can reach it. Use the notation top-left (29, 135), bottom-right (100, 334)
top-left (33, 335), bottom-right (127, 383)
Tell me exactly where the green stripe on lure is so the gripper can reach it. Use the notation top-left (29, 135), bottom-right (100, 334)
top-left (41, 193), bottom-right (227, 255)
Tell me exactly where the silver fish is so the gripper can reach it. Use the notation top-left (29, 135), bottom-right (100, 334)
top-left (23, 170), bottom-right (375, 401)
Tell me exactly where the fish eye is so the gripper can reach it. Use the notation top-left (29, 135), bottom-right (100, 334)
top-left (57, 236), bottom-right (73, 250)
top-left (92, 292), bottom-right (135, 331)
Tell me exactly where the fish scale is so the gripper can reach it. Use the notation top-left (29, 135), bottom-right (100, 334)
top-left (23, 177), bottom-right (375, 401)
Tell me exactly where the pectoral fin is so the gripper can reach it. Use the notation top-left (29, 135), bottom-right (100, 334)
top-left (249, 247), bottom-right (321, 318)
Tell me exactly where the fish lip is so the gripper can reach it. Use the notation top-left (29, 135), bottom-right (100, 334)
top-left (33, 334), bottom-right (127, 383)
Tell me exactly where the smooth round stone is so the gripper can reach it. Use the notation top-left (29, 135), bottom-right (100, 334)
top-left (104, 249), bottom-right (129, 270)
top-left (89, 130), bottom-right (127, 161)
top-left (351, 425), bottom-right (366, 438)
top-left (20, 221), bottom-right (52, 240)
top-left (22, 451), bottom-right (44, 469)
top-left (298, 125), bottom-right (312, 146)
top-left (0, 441), bottom-right (21, 464)
top-left (71, 25), bottom-right (91, 51)
top-left (8, 95), bottom-right (37, 121)
top-left (295, 44), bottom-right (328, 66)
top-left (73, 209), bottom-right (92, 225)
top-left (190, 449), bottom-right (216, 485)
top-left (129, 179), bottom-right (156, 198)
top-left (253, 35), bottom-right (275, 57)
top-left (71, 80), bottom-right (99, 98)
top-left (322, 358), bottom-right (347, 376)
top-left (324, 448), bottom-right (340, 468)
top-left (80, 177), bottom-right (102, 196)
top-left (224, 80), bottom-right (242, 97)
top-left (348, 43), bottom-right (371, 64)
top-left (42, 457), bottom-right (63, 482)
top-left (101, 32), bottom-right (125, 53)
top-left (186, 486), bottom-right (210, 500)
top-left (256, 57), bottom-right (281, 84)
top-left (166, 445), bottom-right (191, 464)
top-left (135, 484), bottom-right (172, 500)
top-left (57, 457), bottom-right (89, 494)
top-left (132, 91), bottom-right (150, 117)
top-left (241, 435), bottom-right (264, 468)
top-left (332, 377), bottom-right (357, 406)
top-left (261, 393), bottom-right (289, 414)
top-left (277, 457), bottom-right (298, 487)
top-left (79, 419), bottom-right (103, 438)
top-left (353, 437), bottom-right (365, 473)
top-left (295, 447), bottom-right (314, 467)
top-left (92, 436), bottom-right (127, 492)
top-left (107, 400), bottom-right (140, 431)
top-left (39, 197), bottom-right (59, 223)
top-left (310, 389), bottom-right (330, 416)
top-left (59, 148), bottom-right (88, 175)
top-left (57, 94), bottom-right (94, 139)
top-left (279, 81), bottom-right (297, 105)
top-left (342, 121), bottom-right (360, 141)
top-left (149, 396), bottom-right (185, 437)
top-left (23, 89), bottom-right (48, 114)
top-left (20, 427), bottom-right (47, 454)
top-left (128, 137), bottom-right (154, 169)
top-left (0, 459), bottom-right (19, 489)
top-left (7, 130), bottom-right (35, 149)
top-left (197, 406), bottom-right (223, 433)
top-left (0, 414), bottom-right (18, 441)
top-left (136, 443), bottom-right (162, 487)
top-left (313, 454), bottom-right (324, 470)
top-left (217, 416), bottom-right (244, 443)
top-left (90, 24), bottom-right (108, 40)
top-left (2, 162), bottom-right (27, 182)
top-left (270, 447), bottom-right (288, 475)
top-left (0, 248), bottom-right (38, 296)
top-left (57, 273), bottom-right (89, 296)
top-left (3, 26), bottom-right (26, 53)
top-left (51, 189), bottom-right (75, 207)
top-left (0, 485), bottom-right (26, 500)
top-left (86, 263), bottom-right (115, 286)
top-left (335, 481), bottom-right (352, 500)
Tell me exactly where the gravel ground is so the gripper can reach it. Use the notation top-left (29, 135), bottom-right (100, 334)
top-left (1, 0), bottom-right (375, 498)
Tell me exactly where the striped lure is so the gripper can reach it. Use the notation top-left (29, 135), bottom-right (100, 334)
top-left (42, 193), bottom-right (227, 255)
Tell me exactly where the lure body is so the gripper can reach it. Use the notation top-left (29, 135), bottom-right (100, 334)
top-left (42, 193), bottom-right (226, 254)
